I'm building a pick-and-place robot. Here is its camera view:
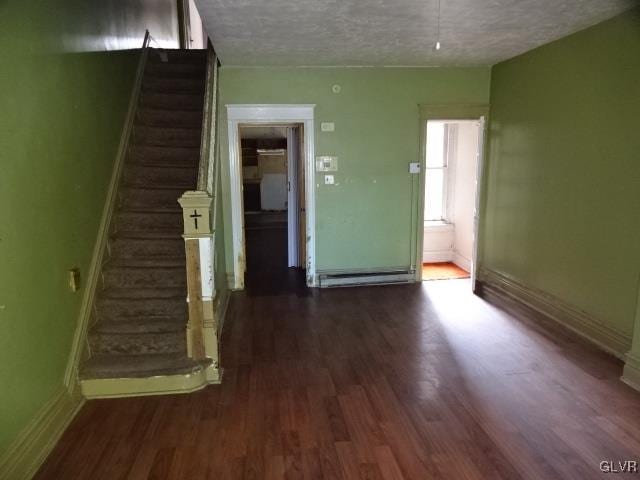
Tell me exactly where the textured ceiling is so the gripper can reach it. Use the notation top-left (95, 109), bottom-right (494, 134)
top-left (196, 0), bottom-right (635, 66)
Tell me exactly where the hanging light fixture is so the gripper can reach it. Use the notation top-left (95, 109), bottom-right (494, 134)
top-left (434, 0), bottom-right (442, 51)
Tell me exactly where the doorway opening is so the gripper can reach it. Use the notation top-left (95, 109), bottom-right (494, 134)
top-left (421, 119), bottom-right (483, 284)
top-left (239, 124), bottom-right (307, 295)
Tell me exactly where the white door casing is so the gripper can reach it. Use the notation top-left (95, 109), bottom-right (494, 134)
top-left (226, 105), bottom-right (316, 289)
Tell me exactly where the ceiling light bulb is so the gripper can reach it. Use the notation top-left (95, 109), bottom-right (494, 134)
top-left (435, 41), bottom-right (441, 50)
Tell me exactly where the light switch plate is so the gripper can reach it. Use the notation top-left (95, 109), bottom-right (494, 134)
top-left (321, 122), bottom-right (335, 132)
top-left (316, 156), bottom-right (338, 171)
top-left (324, 175), bottom-right (335, 185)
top-left (409, 162), bottom-right (421, 174)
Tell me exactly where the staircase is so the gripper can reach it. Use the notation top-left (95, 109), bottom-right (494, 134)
top-left (79, 49), bottom-right (210, 383)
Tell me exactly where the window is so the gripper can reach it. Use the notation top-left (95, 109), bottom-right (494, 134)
top-left (424, 122), bottom-right (450, 222)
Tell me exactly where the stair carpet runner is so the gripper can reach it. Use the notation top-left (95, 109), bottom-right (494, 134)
top-left (80, 49), bottom-right (210, 381)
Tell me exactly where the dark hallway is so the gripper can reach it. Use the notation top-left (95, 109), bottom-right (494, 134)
top-left (244, 212), bottom-right (308, 296)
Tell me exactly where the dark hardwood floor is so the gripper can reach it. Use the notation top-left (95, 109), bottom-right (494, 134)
top-left (35, 256), bottom-right (640, 478)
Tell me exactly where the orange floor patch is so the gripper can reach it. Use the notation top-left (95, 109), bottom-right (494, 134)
top-left (422, 262), bottom-right (470, 281)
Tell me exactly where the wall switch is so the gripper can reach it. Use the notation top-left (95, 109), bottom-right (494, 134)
top-left (321, 122), bottom-right (335, 132)
top-left (316, 156), bottom-right (338, 171)
top-left (409, 162), bottom-right (421, 174)
top-left (324, 175), bottom-right (335, 185)
top-left (68, 268), bottom-right (81, 292)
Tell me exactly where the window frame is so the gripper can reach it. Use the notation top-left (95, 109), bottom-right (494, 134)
top-left (424, 122), bottom-right (456, 223)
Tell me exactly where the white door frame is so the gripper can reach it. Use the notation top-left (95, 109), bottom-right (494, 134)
top-left (226, 104), bottom-right (316, 289)
top-left (286, 126), bottom-right (300, 267)
top-left (415, 104), bottom-right (489, 290)
top-left (470, 116), bottom-right (486, 292)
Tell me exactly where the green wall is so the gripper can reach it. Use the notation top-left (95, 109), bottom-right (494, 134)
top-left (0, 0), bottom-right (178, 457)
top-left (218, 67), bottom-right (491, 274)
top-left (482, 8), bottom-right (640, 338)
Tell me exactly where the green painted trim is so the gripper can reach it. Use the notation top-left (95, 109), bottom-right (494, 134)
top-left (0, 386), bottom-right (84, 480)
top-left (479, 267), bottom-right (631, 359)
top-left (80, 363), bottom-right (221, 399)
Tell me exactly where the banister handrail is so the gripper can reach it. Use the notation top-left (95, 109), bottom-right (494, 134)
top-left (196, 41), bottom-right (219, 194)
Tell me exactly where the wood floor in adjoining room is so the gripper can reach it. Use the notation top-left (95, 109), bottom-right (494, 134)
top-left (36, 279), bottom-right (640, 479)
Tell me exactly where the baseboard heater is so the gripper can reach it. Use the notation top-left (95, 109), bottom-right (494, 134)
top-left (318, 269), bottom-right (415, 288)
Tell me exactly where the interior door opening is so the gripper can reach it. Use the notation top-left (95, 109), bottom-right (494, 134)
top-left (421, 119), bottom-right (484, 286)
top-left (239, 124), bottom-right (307, 294)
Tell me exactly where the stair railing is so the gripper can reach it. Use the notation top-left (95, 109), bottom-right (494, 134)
top-left (178, 41), bottom-right (221, 380)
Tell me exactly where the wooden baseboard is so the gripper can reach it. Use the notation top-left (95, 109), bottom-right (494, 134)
top-left (0, 386), bottom-right (84, 480)
top-left (478, 267), bottom-right (631, 360)
top-left (622, 353), bottom-right (640, 392)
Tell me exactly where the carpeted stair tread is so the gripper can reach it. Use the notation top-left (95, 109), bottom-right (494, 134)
top-left (142, 77), bottom-right (205, 94)
top-left (129, 146), bottom-right (200, 166)
top-left (102, 265), bottom-right (186, 290)
top-left (144, 62), bottom-right (206, 79)
top-left (113, 211), bottom-right (182, 235)
top-left (136, 108), bottom-right (203, 128)
top-left (149, 49), bottom-right (207, 64)
top-left (110, 230), bottom-right (184, 240)
top-left (99, 287), bottom-right (186, 300)
top-left (80, 353), bottom-right (209, 380)
top-left (133, 125), bottom-right (203, 148)
top-left (140, 93), bottom-right (204, 111)
top-left (96, 297), bottom-right (186, 320)
top-left (108, 236), bottom-right (184, 259)
top-left (119, 186), bottom-right (187, 209)
top-left (89, 329), bottom-right (186, 356)
top-left (92, 317), bottom-right (185, 334)
top-left (105, 256), bottom-right (186, 268)
top-left (123, 164), bottom-right (197, 188)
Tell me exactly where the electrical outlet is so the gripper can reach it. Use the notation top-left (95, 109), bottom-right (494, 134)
top-left (68, 268), bottom-right (80, 292)
top-left (324, 175), bottom-right (335, 185)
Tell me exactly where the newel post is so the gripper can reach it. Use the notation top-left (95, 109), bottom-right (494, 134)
top-left (178, 191), bottom-right (219, 374)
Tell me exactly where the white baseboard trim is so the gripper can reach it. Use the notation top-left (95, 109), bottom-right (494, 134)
top-left (478, 267), bottom-right (631, 360)
top-left (622, 353), bottom-right (640, 392)
top-left (0, 386), bottom-right (84, 480)
top-left (453, 253), bottom-right (471, 272)
top-left (422, 250), bottom-right (454, 263)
